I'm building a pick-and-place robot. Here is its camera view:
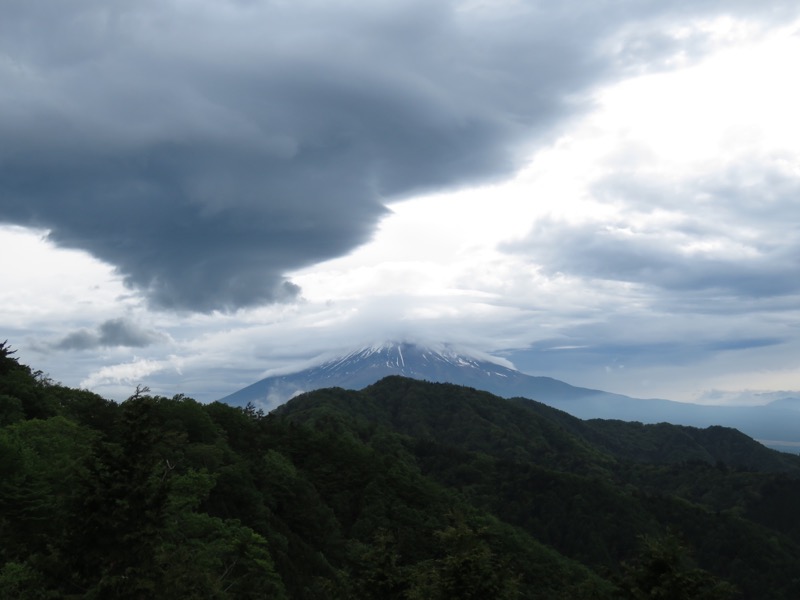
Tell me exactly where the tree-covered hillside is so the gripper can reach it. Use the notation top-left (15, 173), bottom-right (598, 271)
top-left (2, 344), bottom-right (800, 598)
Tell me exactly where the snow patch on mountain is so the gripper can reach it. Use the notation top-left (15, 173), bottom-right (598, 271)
top-left (219, 340), bottom-right (522, 410)
top-left (259, 341), bottom-right (515, 380)
top-left (216, 340), bottom-right (800, 453)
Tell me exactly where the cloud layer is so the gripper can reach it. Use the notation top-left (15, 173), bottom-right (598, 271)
top-left (2, 0), bottom-right (793, 311)
top-left (55, 318), bottom-right (166, 350)
top-left (4, 1), bottom-right (800, 407)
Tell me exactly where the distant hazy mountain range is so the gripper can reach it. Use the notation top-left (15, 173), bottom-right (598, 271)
top-left (219, 341), bottom-right (800, 452)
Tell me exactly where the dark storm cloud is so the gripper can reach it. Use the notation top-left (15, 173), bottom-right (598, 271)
top-left (0, 0), bottom-right (793, 311)
top-left (55, 318), bottom-right (165, 351)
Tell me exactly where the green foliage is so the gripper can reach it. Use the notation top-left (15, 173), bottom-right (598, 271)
top-left (156, 514), bottom-right (286, 598)
top-left (0, 341), bottom-right (23, 376)
top-left (0, 416), bottom-right (97, 569)
top-left (571, 418), bottom-right (800, 474)
top-left (2, 349), bottom-right (800, 599)
top-left (50, 386), bottom-right (118, 434)
top-left (406, 517), bottom-right (521, 600)
top-left (0, 394), bottom-right (24, 426)
top-left (617, 533), bottom-right (739, 599)
top-left (0, 561), bottom-right (50, 600)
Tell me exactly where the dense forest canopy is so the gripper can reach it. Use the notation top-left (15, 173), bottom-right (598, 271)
top-left (2, 344), bottom-right (800, 598)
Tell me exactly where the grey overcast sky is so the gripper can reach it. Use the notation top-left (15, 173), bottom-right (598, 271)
top-left (3, 0), bottom-right (800, 405)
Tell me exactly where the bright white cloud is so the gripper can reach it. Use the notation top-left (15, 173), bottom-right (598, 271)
top-left (283, 19), bottom-right (800, 401)
top-left (0, 225), bottom-right (132, 325)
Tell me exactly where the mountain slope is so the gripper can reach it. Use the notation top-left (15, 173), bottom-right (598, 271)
top-left (280, 376), bottom-right (800, 475)
top-left (5, 344), bottom-right (800, 599)
top-left (276, 376), bottom-right (800, 598)
top-left (220, 341), bottom-right (800, 449)
top-left (219, 341), bottom-right (632, 409)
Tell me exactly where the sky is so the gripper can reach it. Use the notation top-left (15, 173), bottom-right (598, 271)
top-left (2, 0), bottom-right (800, 405)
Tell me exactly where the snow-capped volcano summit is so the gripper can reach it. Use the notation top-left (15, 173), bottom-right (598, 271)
top-left (301, 341), bottom-right (516, 383)
top-left (215, 341), bottom-right (800, 453)
top-left (217, 340), bottom-right (608, 410)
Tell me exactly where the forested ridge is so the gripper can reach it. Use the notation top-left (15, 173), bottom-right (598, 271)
top-left (2, 342), bottom-right (800, 599)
